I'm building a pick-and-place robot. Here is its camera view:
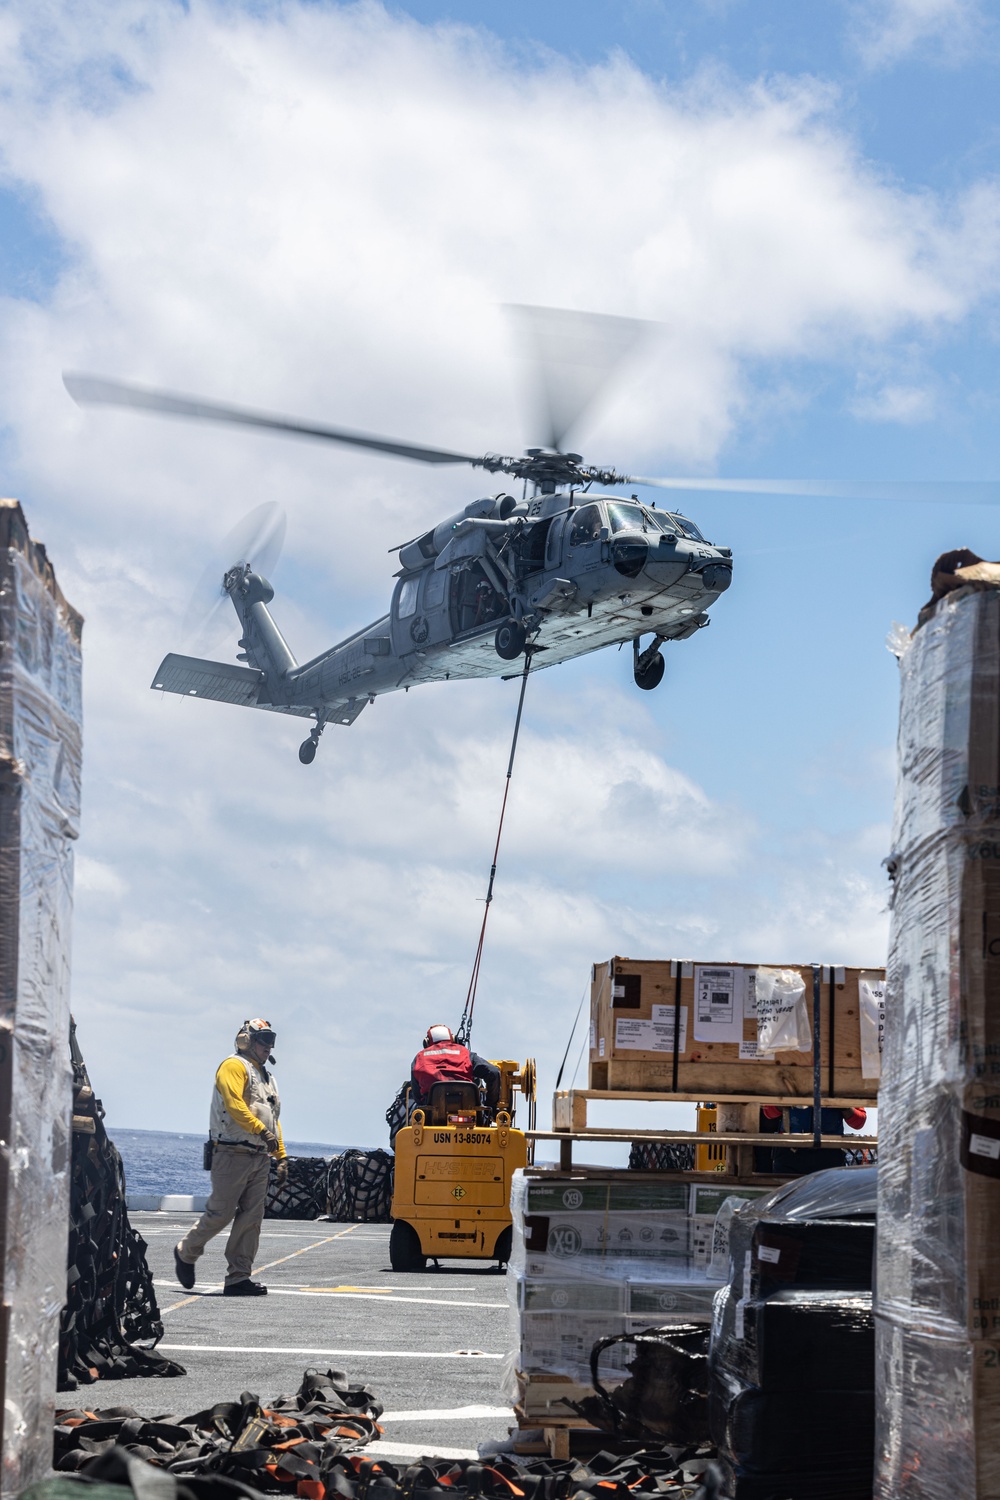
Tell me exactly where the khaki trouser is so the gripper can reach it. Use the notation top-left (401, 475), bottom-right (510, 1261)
top-left (177, 1145), bottom-right (271, 1286)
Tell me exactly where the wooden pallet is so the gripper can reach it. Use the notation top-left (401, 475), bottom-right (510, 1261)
top-left (528, 1116), bottom-right (877, 1175)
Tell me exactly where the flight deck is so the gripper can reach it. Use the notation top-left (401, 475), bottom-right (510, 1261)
top-left (115, 1214), bottom-right (514, 1463)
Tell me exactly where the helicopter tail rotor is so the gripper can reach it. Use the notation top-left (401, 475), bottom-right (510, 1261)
top-left (182, 501), bottom-right (287, 650)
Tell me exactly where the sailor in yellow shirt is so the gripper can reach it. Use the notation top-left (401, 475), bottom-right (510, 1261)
top-left (174, 1019), bottom-right (287, 1296)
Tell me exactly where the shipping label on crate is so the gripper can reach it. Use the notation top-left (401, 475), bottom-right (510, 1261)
top-left (755, 967), bottom-right (810, 1053)
top-left (693, 966), bottom-right (746, 1044)
top-left (614, 1006), bottom-right (688, 1053)
top-left (859, 972), bottom-right (886, 1079)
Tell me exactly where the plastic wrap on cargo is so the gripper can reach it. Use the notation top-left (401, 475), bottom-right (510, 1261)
top-left (876, 585), bottom-right (1000, 1498)
top-left (511, 1171), bottom-right (766, 1283)
top-left (727, 1210), bottom-right (875, 1299)
top-left (717, 1455), bottom-right (876, 1500)
top-left (711, 1284), bottom-right (874, 1392)
top-left (0, 512), bottom-right (82, 1498)
top-left (709, 1370), bottom-right (875, 1480)
top-left (509, 1172), bottom-right (731, 1385)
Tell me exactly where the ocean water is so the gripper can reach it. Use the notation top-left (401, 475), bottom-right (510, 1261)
top-left (108, 1126), bottom-right (349, 1196)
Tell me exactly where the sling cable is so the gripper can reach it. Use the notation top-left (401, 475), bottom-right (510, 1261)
top-left (455, 649), bottom-right (533, 1083)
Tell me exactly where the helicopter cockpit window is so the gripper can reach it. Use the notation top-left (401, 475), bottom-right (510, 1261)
top-left (607, 502), bottom-right (645, 533)
top-left (568, 504), bottom-right (604, 547)
top-left (673, 515), bottom-right (706, 541)
top-left (647, 510), bottom-right (681, 535)
top-left (423, 569), bottom-right (446, 610)
top-left (397, 576), bottom-right (419, 618)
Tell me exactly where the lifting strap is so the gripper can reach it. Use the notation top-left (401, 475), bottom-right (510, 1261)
top-left (455, 651), bottom-right (533, 1046)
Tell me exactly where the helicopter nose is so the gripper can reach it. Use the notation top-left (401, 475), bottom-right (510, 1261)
top-left (699, 562), bottom-right (732, 592)
top-left (611, 536), bottom-right (648, 579)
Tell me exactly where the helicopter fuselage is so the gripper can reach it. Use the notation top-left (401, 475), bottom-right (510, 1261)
top-left (151, 490), bottom-right (732, 757)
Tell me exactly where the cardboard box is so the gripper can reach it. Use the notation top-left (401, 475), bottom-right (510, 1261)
top-left (589, 957), bottom-right (884, 1100)
top-left (524, 1178), bottom-right (690, 1215)
top-left (626, 1279), bottom-right (723, 1323)
top-left (521, 1210), bottom-right (694, 1276)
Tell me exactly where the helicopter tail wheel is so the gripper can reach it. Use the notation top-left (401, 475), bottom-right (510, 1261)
top-left (495, 619), bottom-right (527, 661)
top-left (634, 651), bottom-right (665, 691)
top-left (298, 713), bottom-right (325, 764)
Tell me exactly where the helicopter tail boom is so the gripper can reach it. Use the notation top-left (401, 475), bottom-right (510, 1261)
top-left (150, 652), bottom-right (364, 725)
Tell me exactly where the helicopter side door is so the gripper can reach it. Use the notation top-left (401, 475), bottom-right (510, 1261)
top-left (391, 571), bottom-right (432, 654)
top-left (561, 503), bottom-right (606, 574)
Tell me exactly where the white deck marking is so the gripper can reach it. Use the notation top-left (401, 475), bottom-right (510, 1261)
top-left (381, 1406), bottom-right (512, 1421)
top-left (155, 1281), bottom-right (504, 1311)
top-left (365, 1441), bottom-right (479, 1461)
top-left (264, 1288), bottom-right (506, 1309)
top-left (159, 1344), bottom-right (503, 1359)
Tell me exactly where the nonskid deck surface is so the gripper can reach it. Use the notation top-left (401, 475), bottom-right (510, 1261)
top-left (118, 1215), bottom-right (514, 1461)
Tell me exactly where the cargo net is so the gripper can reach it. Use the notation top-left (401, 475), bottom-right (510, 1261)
top-left (628, 1141), bottom-right (695, 1172)
top-left (52, 1366), bottom-right (382, 1492)
top-left (264, 1157), bottom-right (330, 1220)
top-left (326, 1149), bottom-right (394, 1222)
top-left (60, 1021), bottom-right (185, 1391)
top-left (46, 1366), bottom-right (728, 1500)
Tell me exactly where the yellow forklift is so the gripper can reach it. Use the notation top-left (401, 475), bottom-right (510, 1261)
top-left (389, 1059), bottom-right (535, 1271)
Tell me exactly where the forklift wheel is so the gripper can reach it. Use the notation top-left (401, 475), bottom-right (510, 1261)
top-left (493, 1225), bottom-right (513, 1267)
top-left (389, 1220), bottom-right (427, 1272)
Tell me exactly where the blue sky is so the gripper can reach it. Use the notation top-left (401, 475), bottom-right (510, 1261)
top-left (1, 0), bottom-right (998, 1146)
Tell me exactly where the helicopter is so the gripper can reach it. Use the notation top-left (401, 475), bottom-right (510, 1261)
top-left (64, 308), bottom-right (741, 762)
top-left (64, 306), bottom-right (996, 764)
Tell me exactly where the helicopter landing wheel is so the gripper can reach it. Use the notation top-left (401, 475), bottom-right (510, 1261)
top-left (299, 711), bottom-right (325, 764)
top-left (634, 651), bottom-right (665, 691)
top-left (495, 619), bottom-right (527, 660)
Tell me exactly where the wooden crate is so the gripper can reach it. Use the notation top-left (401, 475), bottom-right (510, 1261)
top-left (588, 957), bottom-right (884, 1102)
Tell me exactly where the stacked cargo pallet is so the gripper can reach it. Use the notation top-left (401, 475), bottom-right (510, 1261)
top-left (507, 1169), bottom-right (773, 1456)
top-left (877, 583), bottom-right (1000, 1497)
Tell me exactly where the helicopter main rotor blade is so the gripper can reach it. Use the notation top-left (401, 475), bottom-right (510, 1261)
top-left (63, 373), bottom-right (480, 468)
top-left (628, 475), bottom-right (1000, 504)
top-left (506, 305), bottom-right (650, 453)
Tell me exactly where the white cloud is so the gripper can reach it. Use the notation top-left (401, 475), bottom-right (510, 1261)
top-left (851, 0), bottom-right (988, 68)
top-left (851, 382), bottom-right (936, 423)
top-left (0, 0), bottom-right (982, 1143)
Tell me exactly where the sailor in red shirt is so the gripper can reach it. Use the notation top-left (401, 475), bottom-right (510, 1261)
top-left (411, 1025), bottom-right (500, 1106)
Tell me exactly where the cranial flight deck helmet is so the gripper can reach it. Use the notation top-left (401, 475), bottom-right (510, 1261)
top-left (424, 1024), bottom-right (454, 1047)
top-left (236, 1018), bottom-right (276, 1061)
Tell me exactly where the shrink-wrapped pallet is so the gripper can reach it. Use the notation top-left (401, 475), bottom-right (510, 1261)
top-left (0, 501), bottom-right (82, 1496)
top-left (507, 1172), bottom-right (742, 1389)
top-left (877, 585), bottom-right (1000, 1498)
top-left (711, 1169), bottom-right (877, 1500)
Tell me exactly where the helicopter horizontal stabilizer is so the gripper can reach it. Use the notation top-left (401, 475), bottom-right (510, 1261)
top-left (151, 653), bottom-right (264, 706)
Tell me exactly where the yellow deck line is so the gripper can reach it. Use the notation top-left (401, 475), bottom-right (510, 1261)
top-left (162, 1225), bottom-right (358, 1312)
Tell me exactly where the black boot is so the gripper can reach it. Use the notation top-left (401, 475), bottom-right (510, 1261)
top-left (173, 1246), bottom-right (195, 1290)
